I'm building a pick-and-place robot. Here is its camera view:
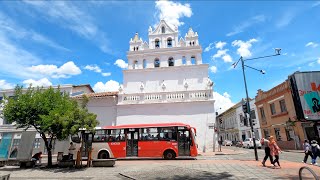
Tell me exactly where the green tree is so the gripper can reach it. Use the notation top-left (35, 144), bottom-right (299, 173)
top-left (2, 85), bottom-right (98, 167)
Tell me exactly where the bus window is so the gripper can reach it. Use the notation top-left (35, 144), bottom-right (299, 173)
top-left (71, 134), bottom-right (81, 143)
top-left (108, 129), bottom-right (125, 142)
top-left (93, 130), bottom-right (107, 142)
top-left (140, 128), bottom-right (158, 140)
top-left (158, 127), bottom-right (176, 141)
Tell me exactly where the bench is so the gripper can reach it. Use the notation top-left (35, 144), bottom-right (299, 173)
top-left (91, 159), bottom-right (116, 167)
top-left (19, 160), bottom-right (35, 168)
top-left (58, 160), bottom-right (75, 168)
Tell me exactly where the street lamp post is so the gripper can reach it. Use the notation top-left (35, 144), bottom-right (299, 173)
top-left (233, 48), bottom-right (281, 161)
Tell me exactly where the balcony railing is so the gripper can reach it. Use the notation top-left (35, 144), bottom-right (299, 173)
top-left (118, 90), bottom-right (213, 104)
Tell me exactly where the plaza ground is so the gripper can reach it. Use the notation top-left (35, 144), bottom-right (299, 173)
top-left (1, 146), bottom-right (320, 180)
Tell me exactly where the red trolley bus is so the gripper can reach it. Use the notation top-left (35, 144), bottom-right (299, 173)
top-left (74, 123), bottom-right (197, 160)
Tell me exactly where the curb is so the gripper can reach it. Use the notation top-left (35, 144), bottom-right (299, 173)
top-left (283, 150), bottom-right (304, 153)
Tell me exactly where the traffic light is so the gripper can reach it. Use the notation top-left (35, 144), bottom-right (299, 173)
top-left (242, 100), bottom-right (248, 113)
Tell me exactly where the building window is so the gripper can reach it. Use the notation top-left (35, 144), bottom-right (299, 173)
top-left (260, 107), bottom-right (266, 120)
top-left (34, 138), bottom-right (41, 149)
top-left (182, 56), bottom-right (186, 65)
top-left (143, 59), bottom-right (147, 69)
top-left (161, 26), bottom-right (165, 33)
top-left (154, 59), bottom-right (160, 68)
top-left (250, 109), bottom-right (256, 119)
top-left (191, 56), bottom-right (196, 65)
top-left (9, 139), bottom-right (20, 158)
top-left (263, 129), bottom-right (269, 138)
top-left (279, 99), bottom-right (287, 113)
top-left (168, 57), bottom-right (174, 66)
top-left (270, 103), bottom-right (276, 115)
top-left (167, 38), bottom-right (172, 48)
top-left (133, 60), bottom-right (138, 69)
top-left (274, 128), bottom-right (281, 141)
top-left (155, 39), bottom-right (160, 48)
top-left (285, 128), bottom-right (294, 141)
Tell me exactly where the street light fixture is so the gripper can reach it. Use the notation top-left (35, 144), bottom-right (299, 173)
top-left (233, 50), bottom-right (281, 161)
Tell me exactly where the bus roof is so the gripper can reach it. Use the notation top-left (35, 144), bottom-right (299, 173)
top-left (103, 122), bottom-right (191, 129)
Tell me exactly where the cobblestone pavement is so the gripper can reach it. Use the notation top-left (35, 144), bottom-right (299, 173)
top-left (1, 147), bottom-right (319, 180)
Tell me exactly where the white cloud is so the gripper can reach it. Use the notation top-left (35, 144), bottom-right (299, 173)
top-left (28, 61), bottom-right (81, 79)
top-left (84, 65), bottom-right (102, 73)
top-left (23, 1), bottom-right (112, 54)
top-left (0, 12), bottom-right (69, 52)
top-left (93, 80), bottom-right (120, 92)
top-left (0, 80), bottom-right (15, 90)
top-left (222, 55), bottom-right (232, 63)
top-left (212, 49), bottom-right (228, 59)
top-left (227, 15), bottom-right (266, 36)
top-left (210, 66), bottom-right (217, 73)
top-left (102, 72), bottom-right (111, 77)
top-left (232, 39), bottom-right (258, 58)
top-left (114, 59), bottom-right (128, 69)
top-left (215, 41), bottom-right (227, 49)
top-left (204, 43), bottom-right (214, 52)
top-left (317, 58), bottom-right (320, 64)
top-left (276, 11), bottom-right (296, 28)
top-left (155, 1), bottom-right (192, 28)
top-left (213, 91), bottom-right (235, 113)
top-left (22, 78), bottom-right (52, 87)
top-left (212, 49), bottom-right (233, 63)
top-left (313, 1), bottom-right (320, 7)
top-left (308, 62), bottom-right (315, 67)
top-left (306, 42), bottom-right (318, 48)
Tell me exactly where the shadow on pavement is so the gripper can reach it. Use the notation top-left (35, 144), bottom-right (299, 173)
top-left (0, 166), bottom-right (86, 173)
top-left (154, 172), bottom-right (234, 180)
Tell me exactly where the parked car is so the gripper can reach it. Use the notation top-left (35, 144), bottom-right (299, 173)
top-left (242, 138), bottom-right (261, 149)
top-left (235, 141), bottom-right (243, 147)
top-left (223, 140), bottom-right (233, 146)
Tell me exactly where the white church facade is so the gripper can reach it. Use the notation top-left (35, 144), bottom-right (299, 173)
top-left (116, 20), bottom-right (215, 152)
top-left (0, 20), bottom-right (216, 154)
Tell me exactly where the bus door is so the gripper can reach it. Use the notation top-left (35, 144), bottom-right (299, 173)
top-left (178, 127), bottom-right (190, 156)
top-left (126, 128), bottom-right (138, 157)
top-left (81, 132), bottom-right (93, 158)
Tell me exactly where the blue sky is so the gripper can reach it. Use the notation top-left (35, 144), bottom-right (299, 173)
top-left (0, 1), bottom-right (319, 112)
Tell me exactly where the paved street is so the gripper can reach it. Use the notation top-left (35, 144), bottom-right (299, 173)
top-left (1, 146), bottom-right (320, 180)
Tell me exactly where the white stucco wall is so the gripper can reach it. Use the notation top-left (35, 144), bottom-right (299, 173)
top-left (86, 97), bottom-right (118, 127)
top-left (123, 64), bottom-right (209, 94)
top-left (117, 101), bottom-right (215, 153)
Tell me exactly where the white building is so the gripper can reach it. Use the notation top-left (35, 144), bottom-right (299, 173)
top-left (217, 99), bottom-right (262, 143)
top-left (236, 99), bottom-right (262, 141)
top-left (117, 20), bottom-right (215, 152)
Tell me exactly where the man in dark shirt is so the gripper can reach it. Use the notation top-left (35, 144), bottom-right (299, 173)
top-left (31, 151), bottom-right (42, 164)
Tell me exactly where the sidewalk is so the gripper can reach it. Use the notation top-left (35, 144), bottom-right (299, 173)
top-left (283, 149), bottom-right (304, 153)
top-left (198, 146), bottom-right (247, 156)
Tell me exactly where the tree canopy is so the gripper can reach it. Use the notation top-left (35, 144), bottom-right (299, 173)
top-left (1, 85), bottom-right (99, 166)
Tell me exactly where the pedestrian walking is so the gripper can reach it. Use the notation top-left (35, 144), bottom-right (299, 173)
top-left (310, 140), bottom-right (320, 165)
top-left (261, 137), bottom-right (273, 167)
top-left (68, 142), bottom-right (76, 160)
top-left (302, 139), bottom-right (312, 163)
top-left (269, 136), bottom-right (281, 168)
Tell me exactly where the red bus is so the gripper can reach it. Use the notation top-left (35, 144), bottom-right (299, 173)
top-left (74, 123), bottom-right (198, 160)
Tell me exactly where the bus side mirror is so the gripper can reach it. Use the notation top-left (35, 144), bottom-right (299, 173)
top-left (71, 135), bottom-right (80, 143)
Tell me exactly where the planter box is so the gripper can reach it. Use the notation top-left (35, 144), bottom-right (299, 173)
top-left (92, 159), bottom-right (116, 167)
top-left (58, 160), bottom-right (75, 168)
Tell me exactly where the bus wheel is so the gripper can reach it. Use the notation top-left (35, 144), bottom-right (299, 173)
top-left (164, 150), bottom-right (176, 160)
top-left (98, 150), bottom-right (110, 159)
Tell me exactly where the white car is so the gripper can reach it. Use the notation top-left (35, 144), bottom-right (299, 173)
top-left (242, 138), bottom-right (261, 149)
top-left (223, 140), bottom-right (233, 146)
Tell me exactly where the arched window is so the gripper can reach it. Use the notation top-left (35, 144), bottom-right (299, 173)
top-left (167, 37), bottom-right (172, 48)
top-left (162, 26), bottom-right (165, 33)
top-left (133, 60), bottom-right (138, 69)
top-left (133, 47), bottom-right (136, 51)
top-left (182, 56), bottom-right (186, 65)
top-left (136, 46), bottom-right (139, 51)
top-left (155, 39), bottom-right (160, 48)
top-left (191, 56), bottom-right (196, 65)
top-left (143, 59), bottom-right (147, 69)
top-left (192, 41), bottom-right (195, 46)
top-left (168, 57), bottom-right (174, 67)
top-left (154, 58), bottom-right (160, 68)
